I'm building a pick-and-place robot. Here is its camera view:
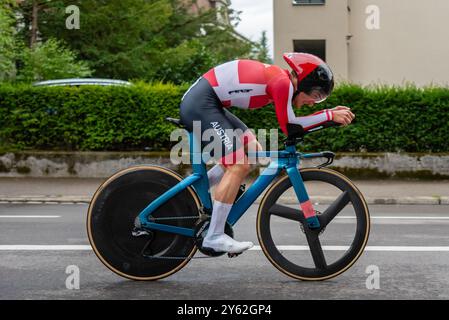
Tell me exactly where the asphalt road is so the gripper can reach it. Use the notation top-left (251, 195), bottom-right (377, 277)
top-left (1, 203), bottom-right (449, 300)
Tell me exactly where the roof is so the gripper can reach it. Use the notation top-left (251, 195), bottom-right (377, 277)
top-left (32, 78), bottom-right (132, 87)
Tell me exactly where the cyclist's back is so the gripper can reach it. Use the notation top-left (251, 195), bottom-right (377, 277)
top-left (202, 59), bottom-right (286, 110)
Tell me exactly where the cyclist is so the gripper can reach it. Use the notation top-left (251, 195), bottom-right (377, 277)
top-left (180, 52), bottom-right (355, 254)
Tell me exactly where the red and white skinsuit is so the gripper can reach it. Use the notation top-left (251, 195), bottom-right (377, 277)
top-left (202, 59), bottom-right (330, 219)
top-left (202, 59), bottom-right (333, 136)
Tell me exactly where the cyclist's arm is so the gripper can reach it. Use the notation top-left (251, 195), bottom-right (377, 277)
top-left (269, 77), bottom-right (333, 135)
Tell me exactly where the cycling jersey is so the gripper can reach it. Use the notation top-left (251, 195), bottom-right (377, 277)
top-left (201, 59), bottom-right (333, 135)
top-left (180, 77), bottom-right (253, 166)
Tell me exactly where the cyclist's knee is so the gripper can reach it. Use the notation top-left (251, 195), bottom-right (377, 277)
top-left (245, 139), bottom-right (263, 154)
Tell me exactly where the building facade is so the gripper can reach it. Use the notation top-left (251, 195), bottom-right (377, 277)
top-left (274, 0), bottom-right (449, 86)
top-left (189, 0), bottom-right (231, 24)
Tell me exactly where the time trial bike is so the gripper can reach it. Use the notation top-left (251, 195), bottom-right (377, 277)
top-left (87, 118), bottom-right (370, 281)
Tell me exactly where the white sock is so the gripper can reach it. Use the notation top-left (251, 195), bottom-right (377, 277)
top-left (205, 200), bottom-right (232, 239)
top-left (207, 164), bottom-right (225, 187)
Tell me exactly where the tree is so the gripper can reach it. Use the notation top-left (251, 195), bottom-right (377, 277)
top-left (34, 0), bottom-right (255, 83)
top-left (253, 31), bottom-right (272, 64)
top-left (0, 0), bottom-right (17, 81)
top-left (15, 0), bottom-right (52, 48)
top-left (17, 38), bottom-right (92, 82)
top-left (0, 1), bottom-right (93, 83)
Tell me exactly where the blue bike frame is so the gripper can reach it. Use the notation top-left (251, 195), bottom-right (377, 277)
top-left (137, 132), bottom-right (324, 237)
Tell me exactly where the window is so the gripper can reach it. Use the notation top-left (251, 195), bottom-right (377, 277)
top-left (293, 40), bottom-right (326, 61)
top-left (292, 0), bottom-right (325, 5)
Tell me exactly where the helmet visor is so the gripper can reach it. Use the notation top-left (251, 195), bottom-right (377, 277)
top-left (299, 64), bottom-right (334, 103)
top-left (308, 87), bottom-right (330, 103)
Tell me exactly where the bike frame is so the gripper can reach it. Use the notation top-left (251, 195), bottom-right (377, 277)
top-left (137, 132), bottom-right (327, 237)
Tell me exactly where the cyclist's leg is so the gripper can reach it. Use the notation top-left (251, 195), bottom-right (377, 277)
top-left (207, 163), bottom-right (225, 187)
top-left (180, 78), bottom-right (226, 188)
top-left (203, 156), bottom-right (254, 253)
top-left (203, 164), bottom-right (254, 253)
top-left (202, 111), bottom-right (254, 253)
top-left (180, 78), bottom-right (253, 253)
top-left (222, 108), bottom-right (264, 164)
top-left (214, 108), bottom-right (254, 202)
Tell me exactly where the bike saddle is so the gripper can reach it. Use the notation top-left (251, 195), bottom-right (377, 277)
top-left (166, 117), bottom-right (186, 128)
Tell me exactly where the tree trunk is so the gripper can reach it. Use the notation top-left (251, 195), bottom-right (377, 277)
top-left (30, 0), bottom-right (39, 47)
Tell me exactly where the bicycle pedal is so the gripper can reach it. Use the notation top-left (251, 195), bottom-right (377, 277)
top-left (227, 252), bottom-right (242, 258)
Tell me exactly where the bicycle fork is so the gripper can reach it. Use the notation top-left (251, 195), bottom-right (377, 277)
top-left (286, 166), bottom-right (321, 229)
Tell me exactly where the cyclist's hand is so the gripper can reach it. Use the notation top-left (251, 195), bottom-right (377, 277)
top-left (331, 106), bottom-right (352, 112)
top-left (330, 106), bottom-right (355, 126)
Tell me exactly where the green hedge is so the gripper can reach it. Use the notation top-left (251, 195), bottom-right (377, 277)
top-left (0, 83), bottom-right (448, 152)
top-left (0, 82), bottom-right (186, 151)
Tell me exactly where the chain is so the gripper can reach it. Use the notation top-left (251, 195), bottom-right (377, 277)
top-left (139, 213), bottom-right (218, 260)
top-left (143, 254), bottom-right (215, 260)
top-left (148, 216), bottom-right (201, 221)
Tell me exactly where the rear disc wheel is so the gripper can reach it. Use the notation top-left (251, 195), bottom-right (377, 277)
top-left (87, 166), bottom-right (201, 281)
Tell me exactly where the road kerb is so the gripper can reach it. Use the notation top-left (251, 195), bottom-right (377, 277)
top-left (0, 195), bottom-right (446, 205)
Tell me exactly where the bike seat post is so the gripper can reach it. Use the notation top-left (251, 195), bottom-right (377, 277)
top-left (189, 131), bottom-right (202, 168)
top-left (189, 131), bottom-right (212, 211)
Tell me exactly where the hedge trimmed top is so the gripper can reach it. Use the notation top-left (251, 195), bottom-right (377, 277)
top-left (0, 82), bottom-right (448, 152)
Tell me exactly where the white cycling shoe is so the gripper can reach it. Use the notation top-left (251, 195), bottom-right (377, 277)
top-left (202, 234), bottom-right (254, 254)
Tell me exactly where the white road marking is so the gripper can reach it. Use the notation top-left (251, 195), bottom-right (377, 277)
top-left (2, 245), bottom-right (449, 252)
top-left (337, 216), bottom-right (449, 220)
top-left (250, 246), bottom-right (449, 252)
top-left (0, 245), bottom-right (92, 250)
top-left (1, 215), bottom-right (447, 220)
top-left (0, 215), bottom-right (61, 218)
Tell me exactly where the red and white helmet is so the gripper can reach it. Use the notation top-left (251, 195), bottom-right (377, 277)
top-left (283, 52), bottom-right (334, 103)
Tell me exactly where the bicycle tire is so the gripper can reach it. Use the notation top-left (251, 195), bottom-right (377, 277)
top-left (87, 165), bottom-right (201, 281)
top-left (256, 167), bottom-right (370, 281)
